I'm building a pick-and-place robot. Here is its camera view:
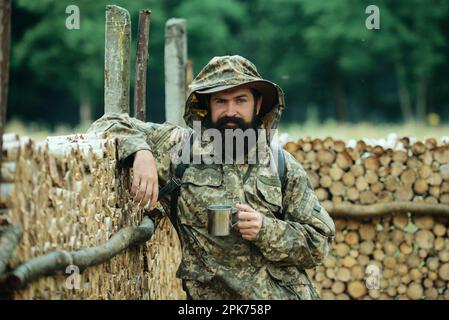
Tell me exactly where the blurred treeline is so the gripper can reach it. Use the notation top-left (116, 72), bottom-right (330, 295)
top-left (8, 0), bottom-right (449, 128)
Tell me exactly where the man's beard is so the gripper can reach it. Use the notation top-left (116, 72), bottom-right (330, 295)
top-left (205, 112), bottom-right (263, 163)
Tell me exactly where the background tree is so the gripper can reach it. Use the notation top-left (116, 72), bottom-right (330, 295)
top-left (6, 0), bottom-right (449, 127)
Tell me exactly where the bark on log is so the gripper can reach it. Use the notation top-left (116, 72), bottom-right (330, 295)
top-left (333, 140), bottom-right (345, 153)
top-left (134, 9), bottom-right (151, 121)
top-left (355, 140), bottom-right (366, 153)
top-left (324, 202), bottom-right (449, 217)
top-left (346, 148), bottom-right (358, 162)
top-left (425, 138), bottom-right (437, 149)
top-left (0, 182), bottom-right (13, 206)
top-left (0, 224), bottom-right (22, 274)
top-left (0, 0), bottom-right (11, 166)
top-left (323, 137), bottom-right (334, 150)
top-left (104, 5), bottom-right (131, 114)
top-left (165, 18), bottom-right (187, 126)
top-left (0, 208), bottom-right (10, 225)
top-left (434, 146), bottom-right (449, 164)
top-left (312, 138), bottom-right (323, 152)
top-left (0, 161), bottom-right (15, 182)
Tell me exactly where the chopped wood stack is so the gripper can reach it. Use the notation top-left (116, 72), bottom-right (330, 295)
top-left (306, 214), bottom-right (449, 300)
top-left (283, 136), bottom-right (449, 299)
top-left (284, 137), bottom-right (449, 207)
top-left (1, 132), bottom-right (184, 299)
top-left (3, 132), bottom-right (448, 300)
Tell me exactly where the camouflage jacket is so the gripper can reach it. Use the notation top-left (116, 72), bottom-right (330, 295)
top-left (88, 55), bottom-right (335, 299)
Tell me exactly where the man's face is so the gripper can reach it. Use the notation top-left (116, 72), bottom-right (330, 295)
top-left (209, 87), bottom-right (262, 130)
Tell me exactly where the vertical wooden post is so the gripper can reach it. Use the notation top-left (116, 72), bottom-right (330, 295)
top-left (186, 58), bottom-right (193, 96)
top-left (0, 0), bottom-right (11, 166)
top-left (104, 5), bottom-right (131, 115)
top-left (134, 9), bottom-right (151, 122)
top-left (164, 18), bottom-right (187, 127)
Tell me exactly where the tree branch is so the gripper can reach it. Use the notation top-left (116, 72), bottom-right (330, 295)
top-left (0, 216), bottom-right (154, 291)
top-left (324, 201), bottom-right (449, 218)
top-left (0, 224), bottom-right (22, 274)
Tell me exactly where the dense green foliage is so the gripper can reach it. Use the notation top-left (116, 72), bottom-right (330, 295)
top-left (8, 0), bottom-right (449, 128)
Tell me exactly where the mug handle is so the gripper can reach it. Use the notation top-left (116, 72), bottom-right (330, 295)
top-left (230, 207), bottom-right (239, 228)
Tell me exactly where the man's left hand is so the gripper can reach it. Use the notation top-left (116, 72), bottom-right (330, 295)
top-left (235, 203), bottom-right (263, 241)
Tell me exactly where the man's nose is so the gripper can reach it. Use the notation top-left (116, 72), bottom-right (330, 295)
top-left (223, 101), bottom-right (238, 117)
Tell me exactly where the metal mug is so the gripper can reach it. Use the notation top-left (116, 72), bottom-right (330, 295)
top-left (206, 205), bottom-right (239, 236)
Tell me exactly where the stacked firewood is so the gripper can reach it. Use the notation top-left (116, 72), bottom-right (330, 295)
top-left (307, 214), bottom-right (449, 300)
top-left (284, 137), bottom-right (449, 206)
top-left (3, 131), bottom-right (449, 300)
top-left (284, 136), bottom-right (449, 300)
top-left (0, 132), bottom-right (184, 299)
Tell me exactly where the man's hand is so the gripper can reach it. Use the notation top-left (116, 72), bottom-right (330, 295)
top-left (131, 150), bottom-right (159, 210)
top-left (235, 203), bottom-right (263, 241)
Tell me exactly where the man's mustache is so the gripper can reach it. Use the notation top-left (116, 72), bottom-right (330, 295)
top-left (215, 116), bottom-right (248, 129)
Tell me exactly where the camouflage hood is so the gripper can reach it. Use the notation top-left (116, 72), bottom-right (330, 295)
top-left (184, 55), bottom-right (285, 142)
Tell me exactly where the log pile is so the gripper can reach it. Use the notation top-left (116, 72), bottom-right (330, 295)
top-left (2, 132), bottom-right (449, 300)
top-left (307, 214), bottom-right (449, 300)
top-left (283, 136), bottom-right (449, 299)
top-left (0, 132), bottom-right (184, 299)
top-left (284, 136), bottom-right (449, 207)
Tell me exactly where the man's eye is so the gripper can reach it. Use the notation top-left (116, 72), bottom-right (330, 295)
top-left (215, 99), bottom-right (224, 104)
top-left (237, 98), bottom-right (246, 103)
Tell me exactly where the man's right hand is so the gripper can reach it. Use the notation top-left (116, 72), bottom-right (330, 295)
top-left (131, 150), bottom-right (159, 210)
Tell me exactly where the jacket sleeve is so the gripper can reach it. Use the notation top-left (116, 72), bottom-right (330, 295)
top-left (87, 112), bottom-right (190, 174)
top-left (87, 113), bottom-right (191, 216)
top-left (253, 151), bottom-right (335, 269)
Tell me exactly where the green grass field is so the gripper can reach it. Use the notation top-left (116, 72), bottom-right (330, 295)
top-left (4, 119), bottom-right (91, 141)
top-left (5, 118), bottom-right (449, 143)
